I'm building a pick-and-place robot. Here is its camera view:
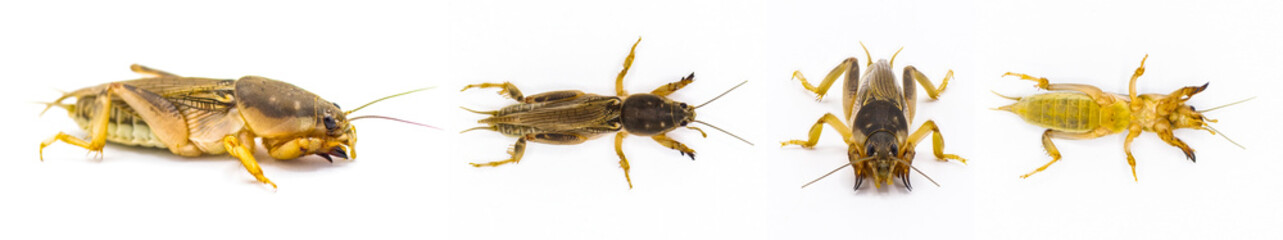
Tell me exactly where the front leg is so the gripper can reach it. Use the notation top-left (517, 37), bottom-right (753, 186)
top-left (461, 82), bottom-right (525, 101)
top-left (263, 137), bottom-right (332, 160)
top-left (651, 134), bottom-right (695, 160)
top-left (650, 73), bottom-right (694, 97)
top-left (1156, 129), bottom-right (1196, 162)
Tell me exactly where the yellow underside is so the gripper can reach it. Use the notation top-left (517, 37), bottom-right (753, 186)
top-left (1008, 92), bottom-right (1130, 133)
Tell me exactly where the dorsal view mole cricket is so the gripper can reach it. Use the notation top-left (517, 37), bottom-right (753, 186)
top-left (461, 37), bottom-right (753, 188)
top-left (38, 64), bottom-right (436, 189)
top-left (782, 42), bottom-right (967, 192)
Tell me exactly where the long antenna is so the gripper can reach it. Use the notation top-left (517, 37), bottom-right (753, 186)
top-left (348, 115), bottom-right (440, 130)
top-left (1205, 124), bottom-right (1245, 149)
top-left (695, 80), bottom-right (748, 109)
top-left (801, 156), bottom-right (877, 189)
top-left (1198, 96), bottom-right (1255, 113)
top-left (801, 163), bottom-right (851, 189)
top-left (345, 87), bottom-right (435, 115)
top-left (693, 120), bottom-right (753, 146)
top-left (893, 158), bottom-right (940, 187)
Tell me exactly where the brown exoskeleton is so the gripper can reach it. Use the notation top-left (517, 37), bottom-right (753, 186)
top-left (782, 43), bottom-right (966, 191)
top-left (995, 54), bottom-right (1248, 180)
top-left (461, 38), bottom-right (752, 188)
top-left (38, 64), bottom-right (430, 189)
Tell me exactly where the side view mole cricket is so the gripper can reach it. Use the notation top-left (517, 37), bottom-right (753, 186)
top-left (782, 43), bottom-right (967, 191)
top-left (461, 38), bottom-right (753, 188)
top-left (38, 64), bottom-right (432, 189)
top-left (995, 54), bottom-right (1250, 181)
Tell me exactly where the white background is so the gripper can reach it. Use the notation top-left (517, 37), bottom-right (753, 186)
top-left (1, 0), bottom-right (1280, 239)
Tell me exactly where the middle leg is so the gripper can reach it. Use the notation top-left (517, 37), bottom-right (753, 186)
top-left (903, 120), bottom-right (967, 164)
top-left (614, 132), bottom-right (633, 188)
top-left (616, 37), bottom-right (642, 96)
top-left (781, 113), bottom-right (854, 148)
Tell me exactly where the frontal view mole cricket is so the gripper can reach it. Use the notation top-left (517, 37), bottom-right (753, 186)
top-left (38, 64), bottom-right (434, 189)
top-left (461, 37), bottom-right (753, 188)
top-left (782, 43), bottom-right (967, 192)
top-left (994, 54), bottom-right (1249, 181)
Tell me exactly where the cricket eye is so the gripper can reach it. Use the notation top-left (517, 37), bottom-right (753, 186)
top-left (323, 116), bottom-right (338, 131)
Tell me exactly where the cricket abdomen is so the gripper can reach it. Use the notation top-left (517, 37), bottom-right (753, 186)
top-left (72, 97), bottom-right (167, 149)
top-left (1005, 92), bottom-right (1102, 133)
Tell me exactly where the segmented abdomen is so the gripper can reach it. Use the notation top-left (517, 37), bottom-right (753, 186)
top-left (1006, 92), bottom-right (1101, 133)
top-left (72, 98), bottom-right (167, 148)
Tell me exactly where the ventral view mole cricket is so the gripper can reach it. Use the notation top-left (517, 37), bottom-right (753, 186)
top-left (460, 37), bottom-right (753, 188)
top-left (38, 64), bottom-right (433, 189)
top-left (782, 43), bottom-right (967, 191)
top-left (995, 54), bottom-right (1249, 181)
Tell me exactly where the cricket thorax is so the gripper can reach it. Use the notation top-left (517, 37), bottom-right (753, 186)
top-left (852, 100), bottom-right (907, 137)
top-left (621, 93), bottom-right (693, 136)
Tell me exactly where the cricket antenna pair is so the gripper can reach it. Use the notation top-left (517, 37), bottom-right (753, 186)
top-left (1198, 96), bottom-right (1254, 149)
top-left (691, 80), bottom-right (754, 146)
top-left (346, 87), bottom-right (440, 130)
top-left (801, 156), bottom-right (941, 190)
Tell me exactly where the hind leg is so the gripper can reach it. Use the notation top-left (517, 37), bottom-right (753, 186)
top-left (1002, 72), bottom-right (1115, 105)
top-left (469, 138), bottom-right (528, 167)
top-left (39, 90), bottom-right (112, 160)
top-left (791, 57), bottom-right (857, 101)
top-left (129, 64), bottom-right (180, 77)
top-left (461, 82), bottom-right (525, 101)
top-left (1021, 129), bottom-right (1097, 178)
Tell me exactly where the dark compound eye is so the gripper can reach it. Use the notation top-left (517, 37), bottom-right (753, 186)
top-left (680, 120), bottom-right (689, 127)
top-left (323, 116), bottom-right (338, 131)
top-left (890, 145), bottom-right (899, 155)
top-left (679, 103), bottom-right (687, 108)
top-left (865, 144), bottom-right (876, 156)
